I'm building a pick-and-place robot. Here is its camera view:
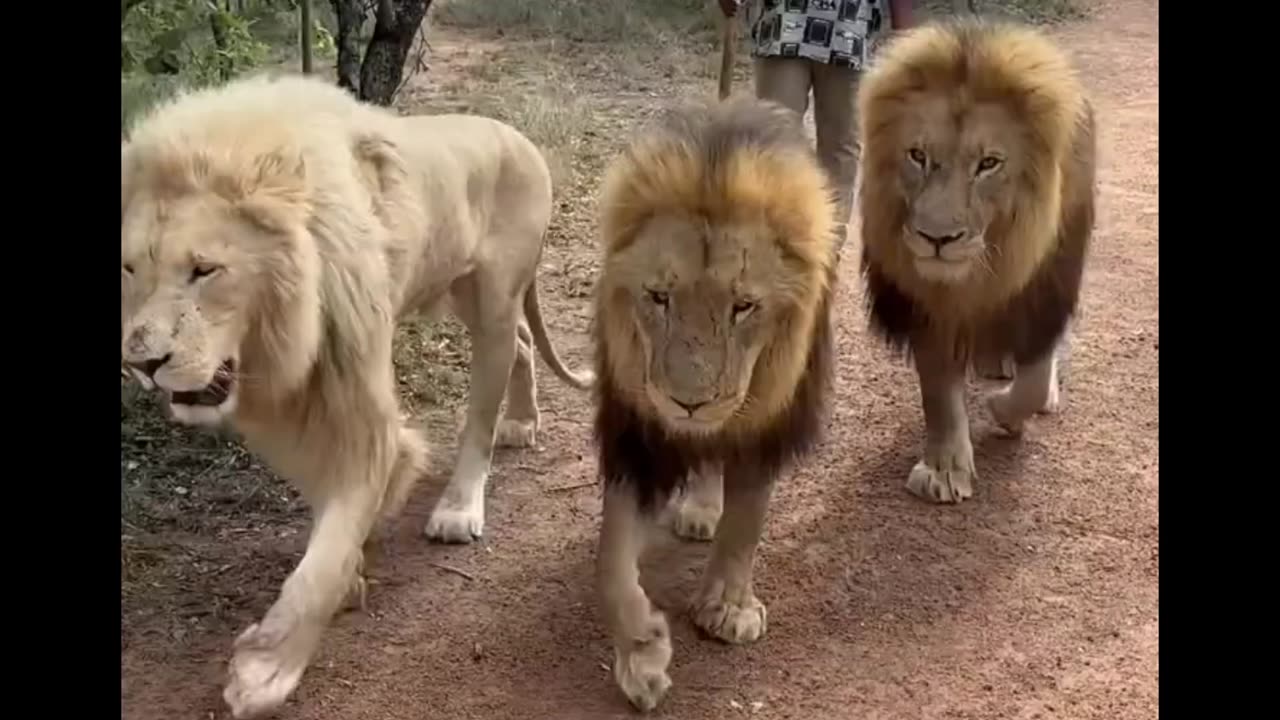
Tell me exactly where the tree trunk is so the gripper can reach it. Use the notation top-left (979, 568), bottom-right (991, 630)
top-left (209, 6), bottom-right (234, 81)
top-left (300, 0), bottom-right (314, 73)
top-left (329, 0), bottom-right (366, 93)
top-left (358, 0), bottom-right (432, 106)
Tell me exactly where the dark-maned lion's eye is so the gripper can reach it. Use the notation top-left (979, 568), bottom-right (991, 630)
top-left (908, 148), bottom-right (928, 167)
top-left (647, 289), bottom-right (669, 307)
top-left (975, 155), bottom-right (1004, 175)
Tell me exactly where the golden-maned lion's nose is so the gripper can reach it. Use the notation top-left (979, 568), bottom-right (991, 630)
top-left (126, 353), bottom-right (172, 380)
top-left (916, 228), bottom-right (967, 247)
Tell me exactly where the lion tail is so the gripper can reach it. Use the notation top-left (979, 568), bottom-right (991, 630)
top-left (523, 277), bottom-right (595, 391)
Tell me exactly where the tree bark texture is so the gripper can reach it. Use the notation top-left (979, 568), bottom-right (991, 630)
top-left (329, 0), bottom-right (365, 93)
top-left (358, 0), bottom-right (432, 106)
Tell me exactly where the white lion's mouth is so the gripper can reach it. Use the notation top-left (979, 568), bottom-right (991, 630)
top-left (170, 360), bottom-right (237, 407)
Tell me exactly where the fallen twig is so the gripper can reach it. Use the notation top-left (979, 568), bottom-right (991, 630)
top-left (548, 481), bottom-right (596, 493)
top-left (429, 562), bottom-right (477, 581)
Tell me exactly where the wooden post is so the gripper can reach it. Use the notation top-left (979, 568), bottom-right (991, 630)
top-left (300, 0), bottom-right (314, 74)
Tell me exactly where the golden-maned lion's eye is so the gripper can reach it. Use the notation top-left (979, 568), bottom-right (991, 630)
top-left (975, 155), bottom-right (1004, 175)
top-left (732, 299), bottom-right (757, 322)
top-left (907, 148), bottom-right (928, 167)
top-left (190, 264), bottom-right (222, 283)
top-left (647, 289), bottom-right (669, 307)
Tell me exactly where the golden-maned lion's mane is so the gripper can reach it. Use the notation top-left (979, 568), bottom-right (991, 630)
top-left (857, 20), bottom-right (1097, 365)
top-left (592, 97), bottom-right (837, 511)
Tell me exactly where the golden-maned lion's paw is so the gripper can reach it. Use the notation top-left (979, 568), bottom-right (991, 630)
top-left (672, 495), bottom-right (720, 542)
top-left (612, 612), bottom-right (673, 713)
top-left (986, 365), bottom-right (1060, 436)
top-left (975, 353), bottom-right (1016, 380)
top-left (495, 418), bottom-right (537, 448)
top-left (223, 618), bottom-right (313, 719)
top-left (692, 584), bottom-right (768, 644)
top-left (906, 441), bottom-right (976, 504)
top-left (424, 501), bottom-right (484, 544)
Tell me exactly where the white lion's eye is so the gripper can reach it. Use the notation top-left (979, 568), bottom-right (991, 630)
top-left (122, 263), bottom-right (134, 275)
top-left (190, 264), bottom-right (223, 283)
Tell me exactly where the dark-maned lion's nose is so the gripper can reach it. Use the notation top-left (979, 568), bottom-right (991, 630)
top-left (673, 398), bottom-right (708, 415)
top-left (917, 229), bottom-right (967, 247)
top-left (127, 353), bottom-right (172, 379)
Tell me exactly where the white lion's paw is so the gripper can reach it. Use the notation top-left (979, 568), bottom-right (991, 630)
top-left (672, 495), bottom-right (720, 542)
top-left (905, 441), bottom-right (976, 504)
top-left (495, 418), bottom-right (537, 448)
top-left (612, 611), bottom-right (673, 712)
top-left (222, 618), bottom-right (314, 719)
top-left (340, 573), bottom-right (367, 613)
top-left (424, 500), bottom-right (484, 544)
top-left (692, 583), bottom-right (768, 644)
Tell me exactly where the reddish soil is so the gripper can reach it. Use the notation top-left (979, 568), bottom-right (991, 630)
top-left (121, 1), bottom-right (1158, 718)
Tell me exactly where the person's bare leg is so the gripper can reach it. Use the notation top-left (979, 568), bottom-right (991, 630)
top-left (812, 61), bottom-right (860, 256)
top-left (598, 485), bottom-right (671, 712)
top-left (690, 463), bottom-right (775, 644)
top-left (672, 461), bottom-right (723, 541)
top-left (754, 56), bottom-right (812, 117)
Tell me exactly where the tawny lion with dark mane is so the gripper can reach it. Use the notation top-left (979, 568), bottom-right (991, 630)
top-left (857, 20), bottom-right (1097, 503)
top-left (591, 96), bottom-right (838, 711)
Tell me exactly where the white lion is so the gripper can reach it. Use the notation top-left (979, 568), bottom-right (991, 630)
top-left (120, 74), bottom-right (592, 718)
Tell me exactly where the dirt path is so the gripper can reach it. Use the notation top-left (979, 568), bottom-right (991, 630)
top-left (121, 2), bottom-right (1158, 718)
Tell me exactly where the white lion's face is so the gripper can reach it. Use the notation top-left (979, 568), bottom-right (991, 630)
top-left (121, 194), bottom-right (256, 426)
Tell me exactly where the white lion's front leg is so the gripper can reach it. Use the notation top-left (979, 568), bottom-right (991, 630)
top-left (905, 337), bottom-right (977, 504)
top-left (224, 466), bottom-right (386, 719)
top-left (426, 318), bottom-right (517, 544)
top-left (671, 462), bottom-right (723, 542)
top-left (691, 467), bottom-right (773, 645)
top-left (599, 486), bottom-right (672, 712)
top-left (987, 347), bottom-right (1060, 435)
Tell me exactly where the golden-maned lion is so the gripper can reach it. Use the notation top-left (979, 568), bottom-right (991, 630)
top-left (591, 96), bottom-right (838, 711)
top-left (120, 74), bottom-right (592, 718)
top-left (857, 20), bottom-right (1097, 503)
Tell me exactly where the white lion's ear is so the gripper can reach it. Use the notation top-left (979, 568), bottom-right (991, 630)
top-left (236, 150), bottom-right (309, 233)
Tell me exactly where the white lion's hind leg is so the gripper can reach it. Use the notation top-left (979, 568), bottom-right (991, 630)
top-left (599, 486), bottom-right (672, 712)
top-left (691, 470), bottom-right (772, 645)
top-left (987, 350), bottom-right (1059, 436)
top-left (671, 462), bottom-right (722, 542)
top-left (425, 298), bottom-right (517, 544)
top-left (496, 319), bottom-right (539, 449)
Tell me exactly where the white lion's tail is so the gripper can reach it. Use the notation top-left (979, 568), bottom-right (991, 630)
top-left (523, 277), bottom-right (595, 391)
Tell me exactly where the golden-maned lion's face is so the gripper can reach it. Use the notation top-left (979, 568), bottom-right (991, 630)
top-left (121, 193), bottom-right (262, 426)
top-left (895, 97), bottom-right (1026, 284)
top-left (603, 214), bottom-right (803, 435)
